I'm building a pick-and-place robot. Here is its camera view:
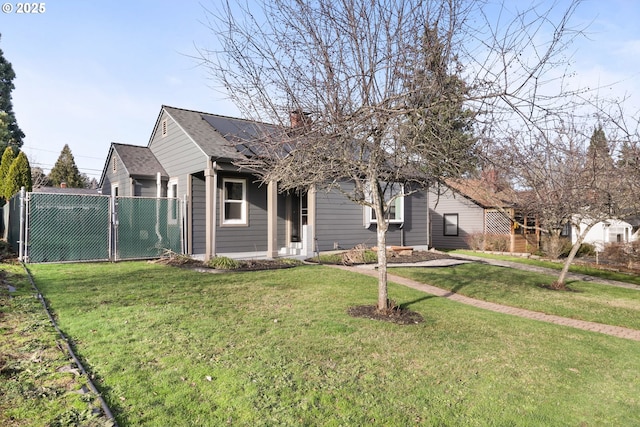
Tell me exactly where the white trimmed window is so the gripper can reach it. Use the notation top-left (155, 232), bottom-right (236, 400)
top-left (222, 178), bottom-right (247, 225)
top-left (443, 214), bottom-right (459, 236)
top-left (366, 183), bottom-right (405, 224)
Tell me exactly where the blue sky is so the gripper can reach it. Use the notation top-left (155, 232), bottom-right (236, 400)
top-left (1, 0), bottom-right (639, 182)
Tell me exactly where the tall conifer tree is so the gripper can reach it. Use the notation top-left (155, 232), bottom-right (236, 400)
top-left (48, 144), bottom-right (86, 188)
top-left (0, 34), bottom-right (25, 152)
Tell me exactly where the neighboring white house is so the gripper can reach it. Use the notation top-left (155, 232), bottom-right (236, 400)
top-left (571, 218), bottom-right (636, 251)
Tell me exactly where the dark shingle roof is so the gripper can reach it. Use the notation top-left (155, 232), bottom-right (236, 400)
top-left (445, 178), bottom-right (515, 209)
top-left (112, 143), bottom-right (167, 178)
top-left (33, 186), bottom-right (101, 195)
top-left (162, 106), bottom-right (285, 160)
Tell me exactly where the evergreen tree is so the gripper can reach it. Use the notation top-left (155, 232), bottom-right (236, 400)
top-left (4, 151), bottom-right (31, 198)
top-left (0, 145), bottom-right (15, 201)
top-left (618, 141), bottom-right (640, 169)
top-left (48, 144), bottom-right (86, 188)
top-left (0, 34), bottom-right (25, 152)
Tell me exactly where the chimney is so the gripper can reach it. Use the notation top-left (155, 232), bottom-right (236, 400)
top-left (290, 110), bottom-right (310, 129)
top-left (60, 181), bottom-right (67, 188)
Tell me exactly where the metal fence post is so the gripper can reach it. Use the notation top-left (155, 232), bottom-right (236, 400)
top-left (18, 187), bottom-right (25, 262)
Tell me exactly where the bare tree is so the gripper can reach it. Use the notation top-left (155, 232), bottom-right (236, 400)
top-left (201, 0), bottom-right (589, 310)
top-left (487, 116), bottom-right (640, 289)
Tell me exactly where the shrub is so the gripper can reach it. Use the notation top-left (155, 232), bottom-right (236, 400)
top-left (541, 235), bottom-right (572, 259)
top-left (601, 241), bottom-right (640, 267)
top-left (464, 232), bottom-right (486, 251)
top-left (575, 242), bottom-right (596, 257)
top-left (485, 234), bottom-right (510, 252)
top-left (207, 256), bottom-right (240, 270)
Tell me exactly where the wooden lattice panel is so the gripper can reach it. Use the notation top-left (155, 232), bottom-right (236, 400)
top-left (485, 209), bottom-right (511, 235)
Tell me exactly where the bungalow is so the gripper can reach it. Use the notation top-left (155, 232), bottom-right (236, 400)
top-left (429, 178), bottom-right (539, 253)
top-left (99, 105), bottom-right (430, 259)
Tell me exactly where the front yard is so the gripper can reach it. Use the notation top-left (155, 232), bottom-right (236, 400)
top-left (5, 260), bottom-right (638, 426)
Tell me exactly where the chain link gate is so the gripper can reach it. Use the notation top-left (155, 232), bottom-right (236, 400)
top-left (26, 193), bottom-right (111, 263)
top-left (5, 190), bottom-right (183, 263)
top-left (113, 196), bottom-right (182, 261)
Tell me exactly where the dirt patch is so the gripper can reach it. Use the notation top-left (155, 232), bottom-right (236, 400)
top-left (347, 304), bottom-right (425, 325)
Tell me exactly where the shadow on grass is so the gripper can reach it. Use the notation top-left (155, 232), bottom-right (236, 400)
top-left (399, 295), bottom-right (437, 309)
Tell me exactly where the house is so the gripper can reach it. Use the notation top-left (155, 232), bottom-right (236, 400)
top-left (99, 105), bottom-right (430, 259)
top-left (569, 218), bottom-right (636, 251)
top-left (32, 184), bottom-right (101, 195)
top-left (429, 178), bottom-right (539, 253)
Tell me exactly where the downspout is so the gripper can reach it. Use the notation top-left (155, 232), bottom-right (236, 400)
top-left (155, 172), bottom-right (163, 250)
top-left (212, 161), bottom-right (217, 257)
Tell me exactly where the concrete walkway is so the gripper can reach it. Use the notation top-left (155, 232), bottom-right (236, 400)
top-left (329, 259), bottom-right (640, 342)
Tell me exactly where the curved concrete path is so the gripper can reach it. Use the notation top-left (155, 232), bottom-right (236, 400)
top-left (329, 261), bottom-right (640, 342)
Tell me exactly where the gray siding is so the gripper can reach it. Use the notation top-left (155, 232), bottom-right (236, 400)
top-left (191, 174), bottom-right (206, 254)
top-left (429, 189), bottom-right (485, 249)
top-left (101, 153), bottom-right (131, 196)
top-left (402, 187), bottom-right (429, 247)
top-left (149, 110), bottom-right (209, 202)
top-left (314, 183), bottom-right (429, 251)
top-left (277, 193), bottom-right (287, 248)
top-left (133, 178), bottom-right (161, 197)
top-left (216, 174), bottom-right (269, 253)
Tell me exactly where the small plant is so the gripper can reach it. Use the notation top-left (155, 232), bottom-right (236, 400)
top-left (207, 256), bottom-right (240, 270)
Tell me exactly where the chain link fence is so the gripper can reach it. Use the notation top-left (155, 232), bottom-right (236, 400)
top-left (5, 190), bottom-right (183, 263)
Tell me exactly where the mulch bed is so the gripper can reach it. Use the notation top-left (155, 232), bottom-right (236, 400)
top-left (347, 303), bottom-right (425, 325)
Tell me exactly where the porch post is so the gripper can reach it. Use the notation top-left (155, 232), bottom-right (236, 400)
top-left (267, 180), bottom-right (278, 258)
top-left (205, 161), bottom-right (217, 260)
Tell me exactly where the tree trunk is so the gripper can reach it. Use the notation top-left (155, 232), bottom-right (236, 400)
top-left (553, 224), bottom-right (593, 289)
top-left (376, 222), bottom-right (389, 311)
top-left (371, 178), bottom-right (390, 312)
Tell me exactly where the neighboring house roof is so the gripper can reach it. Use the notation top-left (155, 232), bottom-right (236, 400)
top-left (98, 142), bottom-right (167, 188)
top-left (443, 178), bottom-right (515, 209)
top-left (158, 106), bottom-right (283, 161)
top-left (111, 143), bottom-right (167, 179)
top-left (32, 186), bottom-right (100, 195)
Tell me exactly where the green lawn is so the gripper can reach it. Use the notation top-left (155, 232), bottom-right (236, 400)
top-left (25, 261), bottom-right (640, 426)
top-left (390, 262), bottom-right (640, 330)
top-left (450, 249), bottom-right (640, 286)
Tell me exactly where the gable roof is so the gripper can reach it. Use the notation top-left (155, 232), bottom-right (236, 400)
top-left (444, 178), bottom-right (515, 209)
top-left (98, 142), bottom-right (167, 188)
top-left (111, 143), bottom-right (167, 179)
top-left (158, 106), bottom-right (283, 162)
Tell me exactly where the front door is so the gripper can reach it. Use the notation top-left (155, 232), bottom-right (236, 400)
top-left (289, 192), bottom-right (308, 244)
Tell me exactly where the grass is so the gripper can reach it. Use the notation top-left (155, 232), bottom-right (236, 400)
top-left (451, 249), bottom-right (640, 286)
top-left (0, 261), bottom-right (110, 427)
top-left (23, 261), bottom-right (640, 426)
top-left (390, 263), bottom-right (640, 330)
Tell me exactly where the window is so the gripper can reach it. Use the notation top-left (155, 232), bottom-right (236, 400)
top-left (222, 178), bottom-right (247, 225)
top-left (168, 179), bottom-right (179, 224)
top-left (367, 183), bottom-right (404, 224)
top-left (161, 119), bottom-right (168, 137)
top-left (443, 214), bottom-right (458, 236)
